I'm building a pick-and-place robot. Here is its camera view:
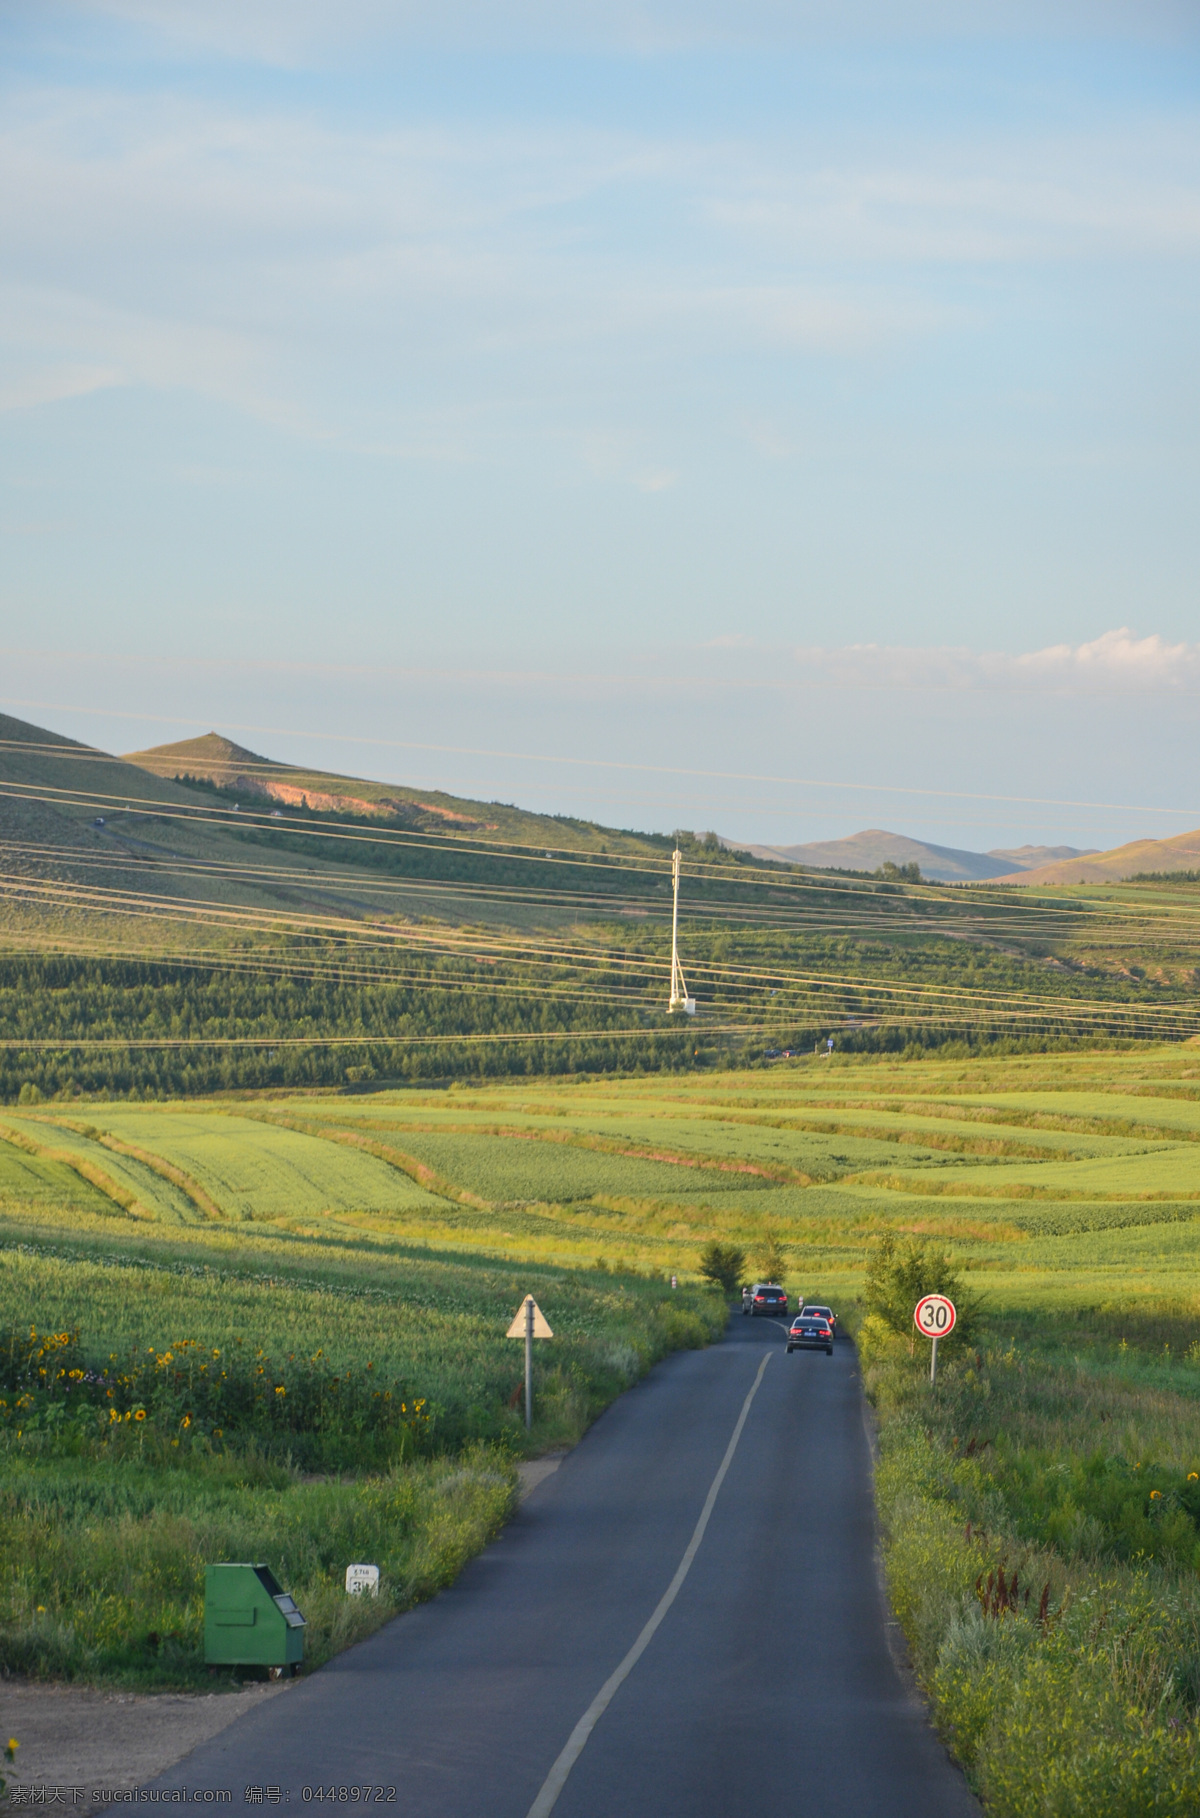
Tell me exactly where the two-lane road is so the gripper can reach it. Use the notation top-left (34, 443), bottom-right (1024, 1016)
top-left (153, 1318), bottom-right (979, 1816)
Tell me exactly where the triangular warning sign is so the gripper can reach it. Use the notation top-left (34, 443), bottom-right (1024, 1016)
top-left (506, 1296), bottom-right (553, 1339)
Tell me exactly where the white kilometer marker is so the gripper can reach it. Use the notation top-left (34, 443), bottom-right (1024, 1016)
top-left (525, 1349), bottom-right (772, 1818)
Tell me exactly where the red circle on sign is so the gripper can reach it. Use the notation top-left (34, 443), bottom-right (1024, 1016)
top-left (914, 1294), bottom-right (957, 1337)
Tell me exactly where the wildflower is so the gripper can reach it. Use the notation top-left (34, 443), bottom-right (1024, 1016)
top-left (275, 1386), bottom-right (286, 1396)
top-left (1189, 1473), bottom-right (1199, 1482)
top-left (1150, 1490), bottom-right (1163, 1500)
top-left (180, 1414), bottom-right (191, 1429)
top-left (5, 1739), bottom-right (18, 1763)
top-left (134, 1409), bottom-right (146, 1422)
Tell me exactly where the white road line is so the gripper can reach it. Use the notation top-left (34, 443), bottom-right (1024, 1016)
top-left (525, 1349), bottom-right (772, 1818)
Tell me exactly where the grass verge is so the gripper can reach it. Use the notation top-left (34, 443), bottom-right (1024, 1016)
top-left (0, 1243), bottom-right (722, 1688)
top-left (861, 1314), bottom-right (1200, 1815)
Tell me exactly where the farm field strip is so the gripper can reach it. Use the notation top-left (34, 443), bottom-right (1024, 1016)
top-left (281, 1096), bottom-right (1157, 1164)
top-left (77, 1111), bottom-right (454, 1221)
top-left (7, 1053), bottom-right (1200, 1296)
top-left (0, 1116), bottom-right (198, 1223)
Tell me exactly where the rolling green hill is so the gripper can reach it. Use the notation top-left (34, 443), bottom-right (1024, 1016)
top-left (122, 730), bottom-right (672, 856)
top-left (6, 710), bottom-right (1200, 1102)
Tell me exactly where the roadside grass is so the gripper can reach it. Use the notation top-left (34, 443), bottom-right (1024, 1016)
top-left (0, 1227), bottom-right (720, 1688)
top-left (859, 1307), bottom-right (1200, 1814)
top-left (0, 1438), bottom-right (516, 1689)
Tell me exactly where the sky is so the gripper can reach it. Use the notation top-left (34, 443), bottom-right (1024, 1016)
top-left (2, 0), bottom-right (1199, 854)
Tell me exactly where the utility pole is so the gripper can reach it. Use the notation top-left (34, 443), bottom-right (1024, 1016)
top-left (668, 848), bottom-right (696, 1015)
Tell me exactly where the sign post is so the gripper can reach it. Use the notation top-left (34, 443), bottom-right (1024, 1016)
top-left (913, 1293), bottom-right (957, 1385)
top-left (507, 1295), bottom-right (553, 1429)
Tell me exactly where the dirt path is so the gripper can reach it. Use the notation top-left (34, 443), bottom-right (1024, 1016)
top-left (0, 1680), bottom-right (289, 1810)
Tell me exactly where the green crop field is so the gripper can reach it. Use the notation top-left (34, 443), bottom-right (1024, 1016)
top-left (7, 1043), bottom-right (1200, 1810)
top-left (11, 1045), bottom-right (1200, 1298)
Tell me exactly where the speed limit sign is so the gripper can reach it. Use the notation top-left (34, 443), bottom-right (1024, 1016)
top-left (914, 1294), bottom-right (956, 1384)
top-left (914, 1294), bottom-right (957, 1338)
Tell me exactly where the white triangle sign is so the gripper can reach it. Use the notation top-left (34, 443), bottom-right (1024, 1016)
top-left (506, 1295), bottom-right (553, 1339)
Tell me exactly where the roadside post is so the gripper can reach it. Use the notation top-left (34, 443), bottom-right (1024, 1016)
top-left (507, 1294), bottom-right (553, 1430)
top-left (913, 1293), bottom-right (956, 1386)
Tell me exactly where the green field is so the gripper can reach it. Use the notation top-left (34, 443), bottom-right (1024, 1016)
top-left (7, 1044), bottom-right (1200, 1813)
top-left (11, 1044), bottom-right (1200, 1300)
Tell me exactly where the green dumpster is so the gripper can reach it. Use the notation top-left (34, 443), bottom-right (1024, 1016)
top-left (204, 1563), bottom-right (306, 1671)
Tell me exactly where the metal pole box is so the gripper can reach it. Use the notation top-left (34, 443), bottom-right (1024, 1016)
top-left (204, 1563), bottom-right (306, 1670)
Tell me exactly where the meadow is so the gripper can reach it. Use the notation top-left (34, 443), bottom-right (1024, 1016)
top-left (6, 1044), bottom-right (1200, 1816)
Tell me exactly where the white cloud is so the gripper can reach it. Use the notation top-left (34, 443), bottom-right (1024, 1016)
top-left (0, 278), bottom-right (307, 433)
top-left (1015, 627), bottom-right (1194, 684)
top-left (2, 76), bottom-right (1195, 454)
top-left (778, 629), bottom-right (1200, 695)
top-left (0, 360), bottom-right (121, 413)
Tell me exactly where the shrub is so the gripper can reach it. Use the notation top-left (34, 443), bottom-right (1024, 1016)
top-left (755, 1230), bottom-right (788, 1285)
top-left (863, 1234), bottom-right (979, 1348)
top-left (696, 1241), bottom-right (746, 1298)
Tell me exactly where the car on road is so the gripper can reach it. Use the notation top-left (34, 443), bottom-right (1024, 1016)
top-left (787, 1315), bottom-right (834, 1355)
top-left (742, 1283), bottom-right (789, 1318)
top-left (799, 1302), bottom-right (836, 1334)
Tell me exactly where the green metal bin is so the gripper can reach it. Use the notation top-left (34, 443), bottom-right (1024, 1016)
top-left (204, 1563), bottom-right (306, 1670)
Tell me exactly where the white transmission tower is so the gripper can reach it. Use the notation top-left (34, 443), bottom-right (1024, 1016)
top-left (668, 847), bottom-right (697, 1014)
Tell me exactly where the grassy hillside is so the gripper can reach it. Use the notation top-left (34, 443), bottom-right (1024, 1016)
top-left (123, 731), bottom-right (669, 854)
top-left (8, 711), bottom-right (1200, 1105)
top-left (994, 826), bottom-right (1200, 886)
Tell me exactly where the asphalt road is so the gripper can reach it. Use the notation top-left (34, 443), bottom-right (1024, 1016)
top-left (152, 1317), bottom-right (979, 1817)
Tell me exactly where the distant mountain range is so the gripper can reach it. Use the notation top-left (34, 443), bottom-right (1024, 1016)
top-left (987, 829), bottom-right (1200, 885)
top-left (725, 828), bottom-right (1098, 883)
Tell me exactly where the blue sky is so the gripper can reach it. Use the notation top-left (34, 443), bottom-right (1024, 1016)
top-left (2, 1), bottom-right (1199, 852)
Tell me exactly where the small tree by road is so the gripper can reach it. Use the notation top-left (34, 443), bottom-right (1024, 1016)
top-left (697, 1241), bottom-right (747, 1299)
top-left (756, 1230), bottom-right (788, 1285)
top-left (863, 1234), bottom-right (978, 1350)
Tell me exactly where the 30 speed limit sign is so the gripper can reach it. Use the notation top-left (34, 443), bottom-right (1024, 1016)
top-left (913, 1294), bottom-right (957, 1338)
top-left (914, 1294), bottom-right (956, 1383)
